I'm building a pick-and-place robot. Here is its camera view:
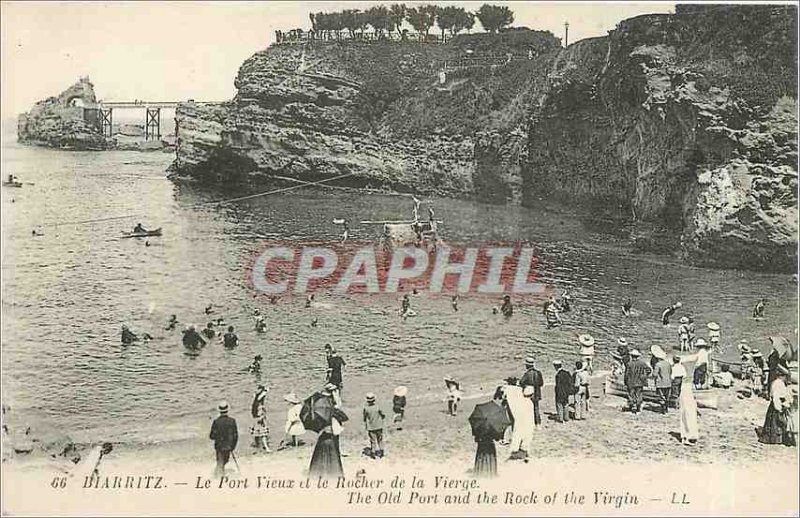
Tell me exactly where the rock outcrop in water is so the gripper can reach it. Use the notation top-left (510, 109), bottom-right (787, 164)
top-left (172, 6), bottom-right (797, 272)
top-left (17, 77), bottom-right (109, 150)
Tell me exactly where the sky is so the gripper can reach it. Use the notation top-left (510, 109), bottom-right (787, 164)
top-left (1, 1), bottom-right (677, 116)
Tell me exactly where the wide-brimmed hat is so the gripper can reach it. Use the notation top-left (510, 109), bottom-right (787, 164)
top-left (740, 344), bottom-right (751, 353)
top-left (283, 393), bottom-right (301, 404)
top-left (629, 349), bottom-right (641, 357)
top-left (617, 337), bottom-right (628, 346)
top-left (707, 322), bottom-right (720, 331)
top-left (552, 360), bottom-right (563, 366)
top-left (218, 401), bottom-right (229, 413)
top-left (752, 350), bottom-right (763, 358)
top-left (695, 338), bottom-right (709, 348)
top-left (365, 393), bottom-right (376, 402)
top-left (578, 334), bottom-right (595, 347)
top-left (674, 302), bottom-right (683, 308)
top-left (524, 356), bottom-right (535, 366)
top-left (394, 386), bottom-right (408, 397)
top-left (679, 316), bottom-right (689, 324)
top-left (650, 345), bottom-right (666, 360)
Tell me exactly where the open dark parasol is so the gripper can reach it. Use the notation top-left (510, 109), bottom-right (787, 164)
top-left (300, 392), bottom-right (349, 433)
top-left (770, 336), bottom-right (797, 362)
top-left (469, 401), bottom-right (511, 441)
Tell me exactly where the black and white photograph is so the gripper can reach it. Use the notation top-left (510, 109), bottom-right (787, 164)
top-left (1, 1), bottom-right (798, 515)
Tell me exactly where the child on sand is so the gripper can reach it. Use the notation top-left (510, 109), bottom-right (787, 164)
top-left (707, 322), bottom-right (721, 350)
top-left (678, 317), bottom-right (690, 352)
top-left (392, 386), bottom-right (407, 429)
top-left (282, 393), bottom-right (305, 448)
top-left (444, 377), bottom-right (462, 416)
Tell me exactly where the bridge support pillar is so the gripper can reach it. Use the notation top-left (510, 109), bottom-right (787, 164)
top-left (145, 107), bottom-right (161, 141)
top-left (97, 108), bottom-right (113, 137)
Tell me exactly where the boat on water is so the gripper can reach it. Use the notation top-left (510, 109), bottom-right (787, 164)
top-left (2, 181), bottom-right (23, 188)
top-left (121, 227), bottom-right (163, 238)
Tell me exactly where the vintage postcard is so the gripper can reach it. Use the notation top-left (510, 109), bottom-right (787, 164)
top-left (1, 1), bottom-right (798, 516)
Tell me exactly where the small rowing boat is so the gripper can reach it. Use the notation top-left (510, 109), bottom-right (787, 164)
top-left (121, 227), bottom-right (163, 238)
top-left (2, 181), bottom-right (23, 188)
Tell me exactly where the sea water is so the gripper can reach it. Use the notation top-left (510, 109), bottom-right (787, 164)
top-left (1, 134), bottom-right (796, 448)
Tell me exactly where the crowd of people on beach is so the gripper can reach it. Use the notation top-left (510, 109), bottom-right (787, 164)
top-left (172, 288), bottom-right (798, 481)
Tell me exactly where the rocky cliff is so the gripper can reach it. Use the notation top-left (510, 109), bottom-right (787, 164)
top-left (17, 77), bottom-right (109, 150)
top-left (173, 6), bottom-right (797, 272)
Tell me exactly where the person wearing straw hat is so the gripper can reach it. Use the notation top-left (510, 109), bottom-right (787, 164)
top-left (751, 349), bottom-right (766, 397)
top-left (678, 317), bottom-right (690, 352)
top-left (209, 401), bottom-right (238, 478)
top-left (652, 346), bottom-right (671, 414)
top-left (282, 393), bottom-right (305, 448)
top-left (625, 349), bottom-right (651, 414)
top-left (392, 386), bottom-right (408, 429)
top-left (519, 357), bottom-right (544, 429)
top-left (707, 322), bottom-right (721, 349)
top-left (691, 339), bottom-right (711, 389)
top-left (578, 334), bottom-right (595, 375)
top-left (362, 393), bottom-right (386, 459)
top-left (444, 377), bottom-right (462, 416)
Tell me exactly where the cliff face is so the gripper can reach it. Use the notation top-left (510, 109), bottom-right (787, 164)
top-left (173, 6), bottom-right (797, 272)
top-left (525, 6), bottom-right (797, 271)
top-left (173, 30), bottom-right (559, 198)
top-left (17, 77), bottom-right (108, 150)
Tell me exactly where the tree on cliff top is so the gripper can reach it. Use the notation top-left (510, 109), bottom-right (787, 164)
top-left (406, 5), bottom-right (436, 36)
top-left (436, 6), bottom-right (475, 37)
top-left (388, 4), bottom-right (407, 35)
top-left (365, 5), bottom-right (391, 37)
top-left (476, 4), bottom-right (514, 33)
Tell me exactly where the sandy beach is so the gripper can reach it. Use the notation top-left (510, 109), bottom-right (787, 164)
top-left (4, 372), bottom-right (798, 516)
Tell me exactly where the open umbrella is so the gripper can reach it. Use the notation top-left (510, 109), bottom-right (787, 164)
top-left (468, 401), bottom-right (511, 441)
top-left (770, 336), bottom-right (797, 362)
top-left (300, 392), bottom-right (349, 433)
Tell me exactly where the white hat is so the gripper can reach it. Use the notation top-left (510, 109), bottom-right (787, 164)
top-left (695, 338), bottom-right (709, 348)
top-left (525, 356), bottom-right (536, 365)
top-left (394, 386), bottom-right (408, 397)
top-left (553, 359), bottom-right (563, 366)
top-left (707, 322), bottom-right (720, 331)
top-left (218, 401), bottom-right (229, 413)
top-left (629, 349), bottom-right (641, 357)
top-left (578, 334), bottom-right (595, 347)
top-left (675, 302), bottom-right (683, 308)
top-left (650, 345), bottom-right (666, 360)
top-left (679, 316), bottom-right (689, 324)
top-left (617, 337), bottom-right (628, 346)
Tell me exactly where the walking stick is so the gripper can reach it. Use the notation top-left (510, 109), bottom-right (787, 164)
top-left (231, 451), bottom-right (242, 473)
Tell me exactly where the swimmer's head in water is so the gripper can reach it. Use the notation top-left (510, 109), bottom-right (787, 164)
top-left (228, 326), bottom-right (234, 332)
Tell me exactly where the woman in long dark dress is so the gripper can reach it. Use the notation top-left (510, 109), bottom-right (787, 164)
top-left (309, 388), bottom-right (346, 478)
top-left (759, 371), bottom-right (791, 445)
top-left (473, 387), bottom-right (505, 477)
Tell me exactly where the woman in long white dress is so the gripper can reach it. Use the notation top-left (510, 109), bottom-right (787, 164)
top-left (502, 384), bottom-right (534, 460)
top-left (677, 353), bottom-right (702, 445)
top-left (679, 376), bottom-right (699, 445)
